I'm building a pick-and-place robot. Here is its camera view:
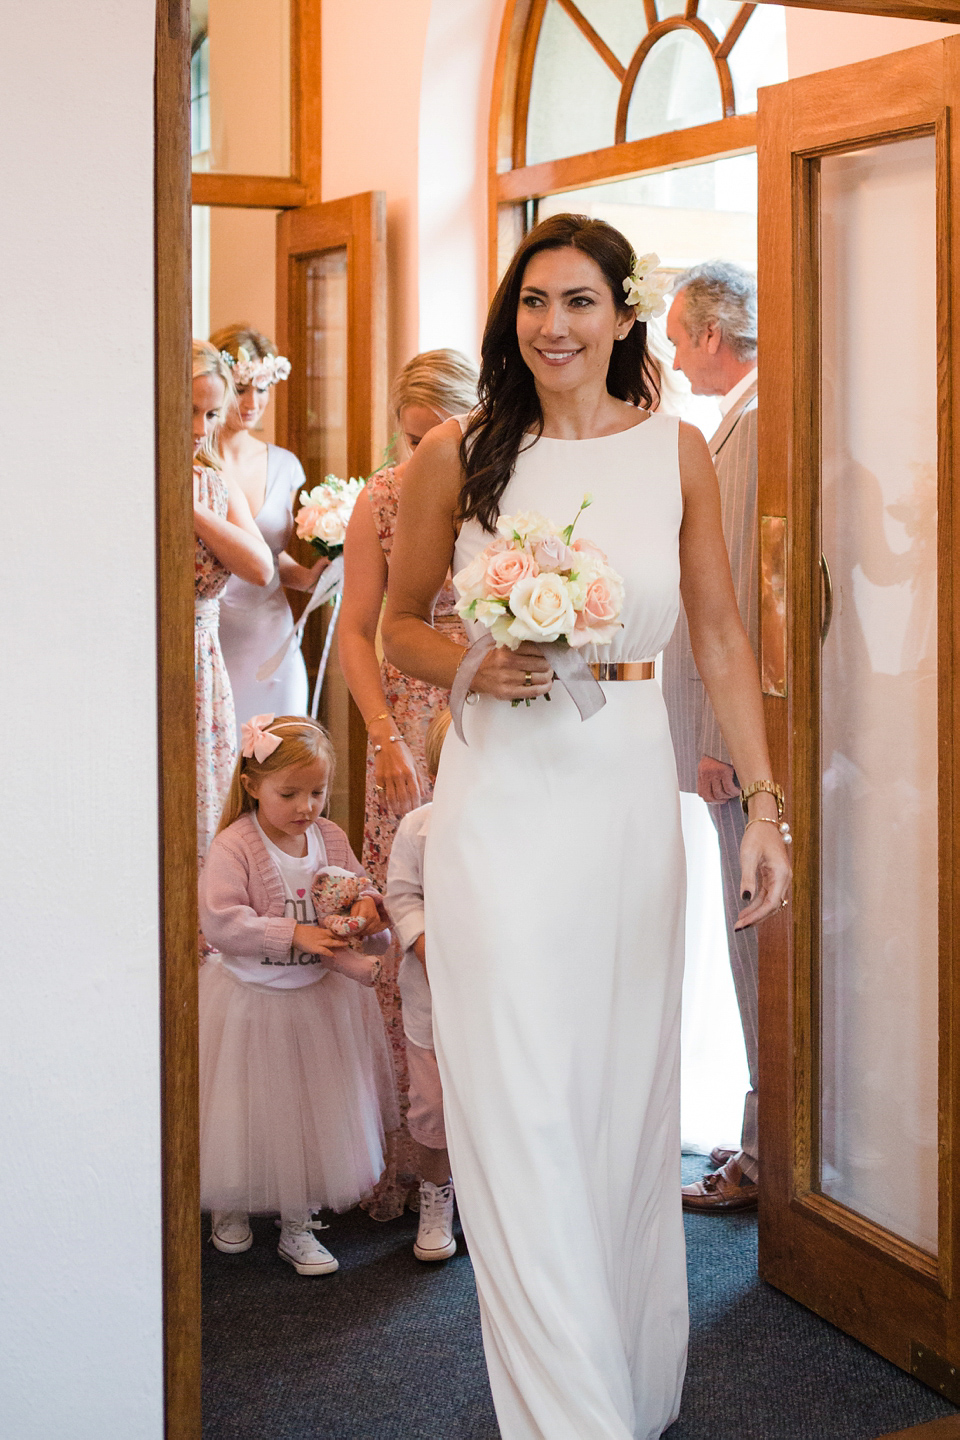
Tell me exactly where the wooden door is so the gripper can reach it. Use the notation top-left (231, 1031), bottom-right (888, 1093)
top-left (757, 36), bottom-right (960, 1404)
top-left (274, 191), bottom-right (387, 852)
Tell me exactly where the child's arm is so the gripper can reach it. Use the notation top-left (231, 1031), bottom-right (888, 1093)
top-left (385, 819), bottom-right (426, 958)
top-left (200, 834), bottom-right (297, 959)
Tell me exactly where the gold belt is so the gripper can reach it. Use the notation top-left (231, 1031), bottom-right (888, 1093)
top-left (589, 661), bottom-right (655, 681)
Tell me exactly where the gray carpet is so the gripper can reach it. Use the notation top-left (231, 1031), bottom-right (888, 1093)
top-left (202, 1157), bottom-right (957, 1438)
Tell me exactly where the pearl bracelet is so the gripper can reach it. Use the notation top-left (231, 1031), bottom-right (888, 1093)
top-left (745, 815), bottom-right (793, 846)
top-left (373, 735), bottom-right (400, 754)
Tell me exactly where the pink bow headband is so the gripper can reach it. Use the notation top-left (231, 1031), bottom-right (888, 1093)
top-left (240, 713), bottom-right (324, 764)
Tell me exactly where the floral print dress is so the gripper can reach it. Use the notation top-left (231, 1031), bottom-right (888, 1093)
top-left (195, 466), bottom-right (238, 870)
top-left (360, 467), bottom-right (467, 1220)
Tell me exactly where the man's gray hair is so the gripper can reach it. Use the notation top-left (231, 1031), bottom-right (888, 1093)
top-left (672, 261), bottom-right (757, 362)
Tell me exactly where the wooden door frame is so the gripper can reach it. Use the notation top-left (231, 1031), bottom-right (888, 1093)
top-left (274, 192), bottom-right (389, 854)
top-left (757, 31), bottom-right (960, 1383)
top-left (156, 2), bottom-right (201, 1437)
top-left (159, 3), bottom-right (960, 1439)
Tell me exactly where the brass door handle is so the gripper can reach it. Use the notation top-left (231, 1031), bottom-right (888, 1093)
top-left (820, 553), bottom-right (834, 645)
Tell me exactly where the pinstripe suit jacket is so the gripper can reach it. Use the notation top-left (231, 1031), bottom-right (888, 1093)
top-left (662, 380), bottom-right (759, 793)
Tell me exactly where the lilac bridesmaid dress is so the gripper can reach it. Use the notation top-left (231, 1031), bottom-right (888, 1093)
top-left (219, 444), bottom-right (309, 738)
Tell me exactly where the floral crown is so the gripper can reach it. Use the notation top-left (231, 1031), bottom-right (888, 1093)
top-left (622, 252), bottom-right (672, 322)
top-left (220, 344), bottom-right (292, 388)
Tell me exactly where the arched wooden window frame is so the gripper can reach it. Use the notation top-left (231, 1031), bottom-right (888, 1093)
top-left (489, 0), bottom-right (768, 289)
top-left (489, 0), bottom-right (960, 294)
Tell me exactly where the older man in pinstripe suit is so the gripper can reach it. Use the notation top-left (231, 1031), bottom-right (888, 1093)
top-left (663, 262), bottom-right (761, 1213)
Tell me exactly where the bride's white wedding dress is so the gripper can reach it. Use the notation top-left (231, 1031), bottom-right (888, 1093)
top-left (424, 413), bottom-right (688, 1440)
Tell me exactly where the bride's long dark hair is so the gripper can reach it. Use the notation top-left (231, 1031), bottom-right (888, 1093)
top-left (459, 213), bottom-right (660, 533)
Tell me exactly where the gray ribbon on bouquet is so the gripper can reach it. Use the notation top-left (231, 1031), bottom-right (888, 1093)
top-left (449, 631), bottom-right (606, 744)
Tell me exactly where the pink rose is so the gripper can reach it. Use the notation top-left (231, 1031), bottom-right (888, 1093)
top-left (533, 536), bottom-right (576, 572)
top-left (295, 504), bottom-right (324, 540)
top-left (582, 576), bottom-right (618, 625)
top-left (571, 537), bottom-right (608, 563)
top-left (568, 574), bottom-right (623, 648)
top-left (484, 547), bottom-right (537, 598)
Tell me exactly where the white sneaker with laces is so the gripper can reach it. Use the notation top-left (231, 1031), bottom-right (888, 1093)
top-left (277, 1216), bottom-right (339, 1275)
top-left (211, 1211), bottom-right (252, 1253)
top-left (414, 1180), bottom-right (457, 1262)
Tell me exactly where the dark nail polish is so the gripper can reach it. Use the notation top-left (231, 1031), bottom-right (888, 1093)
top-left (741, 890), bottom-right (752, 902)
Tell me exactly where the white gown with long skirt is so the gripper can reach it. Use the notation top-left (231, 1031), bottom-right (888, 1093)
top-left (425, 413), bottom-right (689, 1440)
top-left (219, 444), bottom-right (309, 739)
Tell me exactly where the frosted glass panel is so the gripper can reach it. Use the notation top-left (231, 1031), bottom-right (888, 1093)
top-left (527, 0), bottom-right (622, 165)
top-left (819, 136), bottom-right (938, 1254)
top-left (728, 4), bottom-right (787, 113)
top-left (625, 30), bottom-right (723, 142)
top-left (304, 249), bottom-right (349, 829)
top-left (571, 0), bottom-right (646, 67)
top-left (305, 250), bottom-right (348, 488)
top-left (697, 0), bottom-right (743, 40)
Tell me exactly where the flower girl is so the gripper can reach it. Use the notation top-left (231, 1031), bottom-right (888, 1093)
top-left (198, 714), bottom-right (399, 1274)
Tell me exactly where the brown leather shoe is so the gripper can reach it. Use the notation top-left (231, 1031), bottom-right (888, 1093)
top-left (682, 1158), bottom-right (758, 1213)
top-left (709, 1146), bottom-right (737, 1170)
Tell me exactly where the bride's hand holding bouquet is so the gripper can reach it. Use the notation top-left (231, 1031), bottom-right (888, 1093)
top-left (452, 496), bottom-right (623, 705)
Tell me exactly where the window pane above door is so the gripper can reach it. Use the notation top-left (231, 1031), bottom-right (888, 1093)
top-left (190, 0), bottom-right (291, 176)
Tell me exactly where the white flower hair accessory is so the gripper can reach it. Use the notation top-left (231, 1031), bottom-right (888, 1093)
top-left (222, 344), bottom-right (292, 388)
top-left (622, 252), bottom-right (672, 322)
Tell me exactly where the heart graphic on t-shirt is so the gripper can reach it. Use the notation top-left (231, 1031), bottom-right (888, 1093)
top-left (297, 888), bottom-right (305, 898)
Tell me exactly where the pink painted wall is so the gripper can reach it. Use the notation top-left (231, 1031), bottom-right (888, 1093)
top-left (321, 0), bottom-right (433, 379)
top-left (786, 7), bottom-right (960, 78)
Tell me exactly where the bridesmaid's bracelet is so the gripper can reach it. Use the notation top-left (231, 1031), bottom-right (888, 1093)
top-left (744, 815), bottom-right (793, 846)
top-left (366, 710), bottom-right (390, 728)
top-left (373, 735), bottom-right (400, 754)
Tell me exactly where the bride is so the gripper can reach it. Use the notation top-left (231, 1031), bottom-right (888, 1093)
top-left (383, 213), bottom-right (790, 1440)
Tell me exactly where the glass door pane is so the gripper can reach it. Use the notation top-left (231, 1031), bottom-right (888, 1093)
top-left (304, 250), bottom-right (348, 484)
top-left (819, 135), bottom-right (939, 1253)
top-left (302, 247), bottom-right (350, 830)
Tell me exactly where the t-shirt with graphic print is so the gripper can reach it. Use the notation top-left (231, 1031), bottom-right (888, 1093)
top-left (218, 817), bottom-right (331, 989)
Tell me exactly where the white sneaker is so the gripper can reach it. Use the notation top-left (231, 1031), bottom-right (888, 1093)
top-left (414, 1180), bottom-right (457, 1262)
top-left (277, 1216), bottom-right (339, 1275)
top-left (211, 1211), bottom-right (252, 1253)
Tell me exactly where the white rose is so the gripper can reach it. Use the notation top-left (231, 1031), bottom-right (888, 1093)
top-left (496, 510), bottom-right (557, 546)
top-left (507, 572), bottom-right (576, 645)
top-left (315, 508), bottom-right (347, 544)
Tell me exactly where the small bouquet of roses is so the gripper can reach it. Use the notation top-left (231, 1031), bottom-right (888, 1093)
top-left (294, 474), bottom-right (365, 560)
top-left (453, 495), bottom-right (623, 660)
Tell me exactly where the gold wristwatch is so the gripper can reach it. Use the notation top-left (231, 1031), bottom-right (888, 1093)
top-left (740, 779), bottom-right (785, 818)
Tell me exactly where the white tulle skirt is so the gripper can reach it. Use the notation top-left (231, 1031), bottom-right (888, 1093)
top-left (199, 960), bottom-right (400, 1216)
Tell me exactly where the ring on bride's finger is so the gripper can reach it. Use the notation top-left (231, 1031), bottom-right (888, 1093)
top-left (524, 671), bottom-right (533, 687)
top-left (780, 897), bottom-right (789, 909)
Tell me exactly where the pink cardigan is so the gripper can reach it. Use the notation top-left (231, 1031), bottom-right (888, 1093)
top-left (199, 812), bottom-right (386, 961)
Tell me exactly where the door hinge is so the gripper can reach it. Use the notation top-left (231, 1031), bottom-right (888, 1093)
top-left (911, 1340), bottom-right (960, 1404)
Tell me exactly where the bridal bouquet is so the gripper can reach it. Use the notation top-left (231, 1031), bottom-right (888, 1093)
top-left (294, 475), bottom-right (365, 559)
top-left (453, 495), bottom-right (623, 653)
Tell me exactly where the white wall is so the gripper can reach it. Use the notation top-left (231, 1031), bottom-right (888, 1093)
top-left (0, 3), bottom-right (164, 1437)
